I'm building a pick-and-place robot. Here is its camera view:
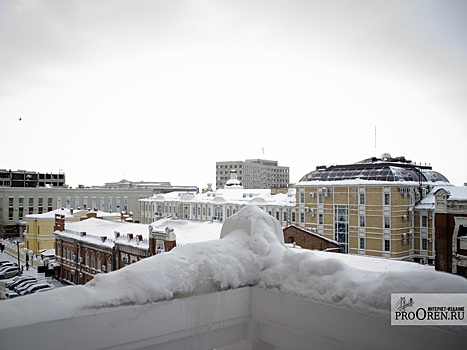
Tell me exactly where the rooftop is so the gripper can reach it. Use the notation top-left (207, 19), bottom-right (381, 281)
top-left (299, 154), bottom-right (450, 184)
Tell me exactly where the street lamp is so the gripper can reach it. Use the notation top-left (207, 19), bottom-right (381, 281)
top-left (16, 241), bottom-right (21, 276)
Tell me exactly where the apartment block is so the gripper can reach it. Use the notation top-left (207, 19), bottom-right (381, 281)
top-left (216, 159), bottom-right (290, 189)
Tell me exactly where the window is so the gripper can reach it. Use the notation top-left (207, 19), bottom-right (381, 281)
top-left (29, 198), bottom-right (34, 212)
top-left (300, 212), bottom-right (305, 224)
top-left (384, 193), bottom-right (390, 206)
top-left (359, 215), bottom-right (365, 227)
top-left (359, 193), bottom-right (365, 205)
top-left (422, 238), bottom-right (428, 251)
top-left (359, 237), bottom-right (365, 250)
top-left (276, 212), bottom-right (280, 220)
top-left (318, 213), bottom-right (324, 225)
top-left (318, 193), bottom-right (324, 204)
top-left (300, 192), bottom-right (305, 203)
top-left (384, 239), bottom-right (390, 252)
top-left (291, 212), bottom-right (296, 223)
top-left (384, 216), bottom-right (390, 229)
top-left (334, 205), bottom-right (349, 253)
top-left (421, 215), bottom-right (428, 228)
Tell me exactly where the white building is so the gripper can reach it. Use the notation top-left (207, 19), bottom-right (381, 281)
top-left (140, 171), bottom-right (296, 226)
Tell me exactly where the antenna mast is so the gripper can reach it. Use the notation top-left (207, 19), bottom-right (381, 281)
top-left (374, 126), bottom-right (377, 149)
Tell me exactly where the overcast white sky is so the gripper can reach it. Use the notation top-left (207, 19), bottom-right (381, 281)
top-left (2, 0), bottom-right (466, 189)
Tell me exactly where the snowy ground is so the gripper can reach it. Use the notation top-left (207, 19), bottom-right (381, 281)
top-left (1, 205), bottom-right (466, 330)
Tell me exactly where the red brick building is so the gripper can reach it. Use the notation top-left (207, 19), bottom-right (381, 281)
top-left (283, 225), bottom-right (341, 252)
top-left (54, 216), bottom-right (176, 285)
top-left (433, 187), bottom-right (467, 277)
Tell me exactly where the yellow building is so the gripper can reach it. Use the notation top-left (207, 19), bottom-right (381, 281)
top-left (24, 208), bottom-right (121, 254)
top-left (295, 154), bottom-right (450, 263)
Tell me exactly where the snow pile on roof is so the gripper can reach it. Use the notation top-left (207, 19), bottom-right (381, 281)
top-left (58, 217), bottom-right (223, 248)
top-left (149, 217), bottom-right (223, 245)
top-left (1, 205), bottom-right (467, 329)
top-left (64, 217), bottom-right (149, 238)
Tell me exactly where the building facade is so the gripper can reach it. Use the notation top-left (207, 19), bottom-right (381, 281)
top-left (432, 186), bottom-right (467, 277)
top-left (216, 159), bottom-right (290, 189)
top-left (102, 179), bottom-right (198, 194)
top-left (295, 154), bottom-right (450, 262)
top-left (0, 187), bottom-right (154, 237)
top-left (0, 168), bottom-right (65, 188)
top-left (24, 207), bottom-right (121, 255)
top-left (140, 172), bottom-right (296, 227)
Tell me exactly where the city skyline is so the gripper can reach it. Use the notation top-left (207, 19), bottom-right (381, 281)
top-left (2, 0), bottom-right (467, 189)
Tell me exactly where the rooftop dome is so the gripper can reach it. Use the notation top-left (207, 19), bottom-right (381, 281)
top-left (224, 169), bottom-right (244, 188)
top-left (299, 155), bottom-right (449, 183)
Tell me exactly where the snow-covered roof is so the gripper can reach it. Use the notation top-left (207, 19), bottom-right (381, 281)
top-left (299, 158), bottom-right (450, 184)
top-left (142, 188), bottom-right (296, 207)
top-left (55, 218), bottom-right (149, 249)
top-left (149, 217), bottom-right (223, 245)
top-left (55, 216), bottom-right (223, 248)
top-left (436, 186), bottom-right (467, 201)
top-left (296, 178), bottom-right (450, 187)
top-left (25, 207), bottom-right (87, 220)
top-left (283, 225), bottom-right (340, 245)
top-left (64, 217), bottom-right (148, 238)
top-left (415, 185), bottom-right (466, 210)
top-left (25, 207), bottom-right (121, 220)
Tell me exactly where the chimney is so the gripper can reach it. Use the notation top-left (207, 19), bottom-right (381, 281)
top-left (101, 236), bottom-right (107, 243)
top-left (148, 226), bottom-right (156, 256)
top-left (80, 231), bottom-right (86, 237)
top-left (128, 233), bottom-right (134, 242)
top-left (54, 213), bottom-right (65, 232)
top-left (70, 208), bottom-right (74, 215)
top-left (114, 231), bottom-right (120, 239)
top-left (164, 226), bottom-right (177, 252)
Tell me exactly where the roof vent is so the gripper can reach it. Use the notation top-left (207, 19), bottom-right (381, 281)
top-left (381, 153), bottom-right (392, 161)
